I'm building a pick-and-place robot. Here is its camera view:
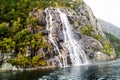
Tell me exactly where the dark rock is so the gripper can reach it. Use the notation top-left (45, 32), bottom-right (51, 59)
top-left (56, 28), bottom-right (64, 42)
top-left (73, 32), bottom-right (82, 40)
top-left (58, 42), bottom-right (62, 49)
top-left (41, 30), bottom-right (49, 35)
top-left (45, 53), bottom-right (51, 59)
top-left (43, 48), bottom-right (47, 52)
top-left (67, 56), bottom-right (72, 65)
top-left (37, 19), bottom-right (46, 26)
top-left (42, 11), bottom-right (46, 17)
top-left (0, 59), bottom-right (3, 65)
top-left (89, 53), bottom-right (94, 59)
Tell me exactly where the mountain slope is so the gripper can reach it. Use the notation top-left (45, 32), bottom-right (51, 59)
top-left (98, 19), bottom-right (120, 39)
top-left (0, 0), bottom-right (116, 70)
top-left (104, 32), bottom-right (120, 57)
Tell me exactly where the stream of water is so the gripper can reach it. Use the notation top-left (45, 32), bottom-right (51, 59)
top-left (45, 8), bottom-right (89, 67)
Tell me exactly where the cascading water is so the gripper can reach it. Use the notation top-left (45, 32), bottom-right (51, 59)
top-left (45, 9), bottom-right (63, 67)
top-left (58, 9), bottom-right (89, 65)
top-left (45, 8), bottom-right (89, 67)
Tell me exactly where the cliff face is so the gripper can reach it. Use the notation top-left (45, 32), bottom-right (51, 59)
top-left (98, 19), bottom-right (120, 56)
top-left (0, 0), bottom-right (116, 70)
top-left (32, 2), bottom-right (116, 67)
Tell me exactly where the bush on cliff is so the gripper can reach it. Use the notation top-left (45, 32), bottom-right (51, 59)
top-left (7, 54), bottom-right (46, 68)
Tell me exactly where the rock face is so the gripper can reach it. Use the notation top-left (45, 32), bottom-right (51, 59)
top-left (1, 1), bottom-right (116, 70)
top-left (32, 1), bottom-right (116, 67)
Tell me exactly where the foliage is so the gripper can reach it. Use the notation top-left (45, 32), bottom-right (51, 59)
top-left (0, 22), bottom-right (9, 39)
top-left (104, 32), bottom-right (120, 57)
top-left (7, 58), bottom-right (18, 66)
top-left (10, 17), bottom-right (23, 35)
top-left (81, 26), bottom-right (112, 55)
top-left (32, 56), bottom-right (40, 66)
top-left (7, 54), bottom-right (31, 67)
top-left (0, 0), bottom-right (74, 54)
top-left (32, 56), bottom-right (46, 66)
top-left (7, 54), bottom-right (46, 67)
top-left (91, 33), bottom-right (112, 55)
top-left (0, 0), bottom-right (81, 67)
top-left (92, 34), bottom-right (103, 41)
top-left (81, 26), bottom-right (91, 36)
top-left (17, 54), bottom-right (31, 67)
top-left (0, 38), bottom-right (15, 53)
top-left (91, 34), bottom-right (112, 55)
top-left (101, 42), bottom-right (112, 55)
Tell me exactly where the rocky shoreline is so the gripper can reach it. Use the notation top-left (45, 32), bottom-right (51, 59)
top-left (0, 62), bottom-right (57, 72)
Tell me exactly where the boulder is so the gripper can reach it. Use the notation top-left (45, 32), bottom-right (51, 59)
top-left (1, 63), bottom-right (18, 71)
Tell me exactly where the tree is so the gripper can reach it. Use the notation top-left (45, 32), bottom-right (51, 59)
top-left (0, 38), bottom-right (15, 53)
top-left (0, 22), bottom-right (9, 39)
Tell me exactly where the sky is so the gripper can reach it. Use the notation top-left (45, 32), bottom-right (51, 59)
top-left (83, 0), bottom-right (120, 27)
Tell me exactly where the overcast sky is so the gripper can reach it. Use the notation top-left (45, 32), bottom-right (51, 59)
top-left (83, 0), bottom-right (120, 27)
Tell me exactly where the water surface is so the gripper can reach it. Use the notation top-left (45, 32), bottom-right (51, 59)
top-left (1, 59), bottom-right (120, 80)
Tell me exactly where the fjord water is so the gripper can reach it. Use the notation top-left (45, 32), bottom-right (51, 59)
top-left (45, 8), bottom-right (89, 67)
top-left (1, 59), bottom-right (120, 80)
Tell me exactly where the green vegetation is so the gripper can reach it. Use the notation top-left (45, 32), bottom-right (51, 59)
top-left (81, 26), bottom-right (91, 36)
top-left (0, 0), bottom-right (81, 51)
top-left (0, 0), bottom-right (81, 67)
top-left (7, 54), bottom-right (46, 67)
top-left (101, 42), bottom-right (112, 55)
top-left (81, 26), bottom-right (112, 55)
top-left (104, 32), bottom-right (120, 57)
top-left (92, 34), bottom-right (104, 41)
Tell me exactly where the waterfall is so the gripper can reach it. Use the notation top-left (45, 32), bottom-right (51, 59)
top-left (45, 8), bottom-right (63, 67)
top-left (45, 8), bottom-right (89, 67)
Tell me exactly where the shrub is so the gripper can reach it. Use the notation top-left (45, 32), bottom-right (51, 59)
top-left (92, 34), bottom-right (104, 41)
top-left (91, 34), bottom-right (112, 55)
top-left (17, 54), bottom-right (31, 67)
top-left (81, 26), bottom-right (91, 36)
top-left (104, 32), bottom-right (120, 57)
top-left (101, 42), bottom-right (111, 55)
top-left (31, 56), bottom-right (40, 66)
top-left (32, 56), bottom-right (46, 66)
top-left (81, 26), bottom-right (112, 55)
top-left (7, 54), bottom-right (46, 67)
top-left (7, 58), bottom-right (18, 65)
top-left (38, 60), bottom-right (46, 66)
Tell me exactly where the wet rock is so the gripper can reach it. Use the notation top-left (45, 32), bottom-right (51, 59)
top-left (67, 56), bottom-right (72, 65)
top-left (73, 32), bottom-right (82, 40)
top-left (89, 52), bottom-right (94, 59)
top-left (56, 30), bottom-right (64, 42)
